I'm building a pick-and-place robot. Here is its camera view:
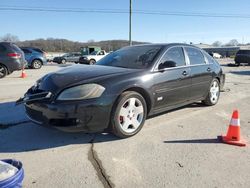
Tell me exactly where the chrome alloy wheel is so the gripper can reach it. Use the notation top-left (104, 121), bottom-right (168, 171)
top-left (118, 97), bottom-right (144, 133)
top-left (210, 80), bottom-right (220, 104)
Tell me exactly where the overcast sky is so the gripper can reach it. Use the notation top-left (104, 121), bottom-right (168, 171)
top-left (1, 0), bottom-right (250, 44)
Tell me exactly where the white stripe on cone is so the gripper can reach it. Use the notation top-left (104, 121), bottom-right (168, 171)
top-left (230, 118), bottom-right (240, 126)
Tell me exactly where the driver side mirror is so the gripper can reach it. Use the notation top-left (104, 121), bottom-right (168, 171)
top-left (158, 60), bottom-right (176, 70)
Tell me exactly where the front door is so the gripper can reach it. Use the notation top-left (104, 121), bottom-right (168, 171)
top-left (152, 46), bottom-right (192, 111)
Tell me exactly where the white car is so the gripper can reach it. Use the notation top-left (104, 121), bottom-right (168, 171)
top-left (79, 50), bottom-right (109, 64)
top-left (212, 53), bottom-right (222, 59)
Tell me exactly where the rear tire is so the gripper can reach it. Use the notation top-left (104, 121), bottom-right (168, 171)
top-left (89, 59), bottom-right (96, 65)
top-left (31, 60), bottom-right (42, 69)
top-left (0, 64), bottom-right (7, 79)
top-left (202, 79), bottom-right (220, 106)
top-left (110, 91), bottom-right (147, 138)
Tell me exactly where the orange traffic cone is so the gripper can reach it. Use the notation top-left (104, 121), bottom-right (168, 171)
top-left (20, 68), bottom-right (27, 78)
top-left (221, 110), bottom-right (246, 147)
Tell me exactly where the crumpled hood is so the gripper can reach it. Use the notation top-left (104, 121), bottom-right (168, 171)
top-left (38, 64), bottom-right (133, 93)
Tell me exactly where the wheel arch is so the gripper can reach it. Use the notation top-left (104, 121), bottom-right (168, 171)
top-left (0, 63), bottom-right (9, 73)
top-left (122, 87), bottom-right (152, 115)
top-left (32, 58), bottom-right (43, 65)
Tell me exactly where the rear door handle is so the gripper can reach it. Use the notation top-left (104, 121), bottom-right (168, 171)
top-left (207, 67), bottom-right (211, 72)
top-left (182, 71), bottom-right (188, 76)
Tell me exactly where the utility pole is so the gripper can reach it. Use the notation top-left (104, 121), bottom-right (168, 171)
top-left (129, 0), bottom-right (132, 46)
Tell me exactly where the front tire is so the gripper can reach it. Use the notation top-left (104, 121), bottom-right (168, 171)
top-left (202, 79), bottom-right (220, 106)
top-left (0, 64), bottom-right (8, 79)
top-left (110, 91), bottom-right (147, 138)
top-left (31, 60), bottom-right (42, 69)
top-left (61, 59), bottom-right (66, 64)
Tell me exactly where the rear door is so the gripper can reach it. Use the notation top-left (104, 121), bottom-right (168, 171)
top-left (184, 47), bottom-right (213, 100)
top-left (66, 53), bottom-right (74, 62)
top-left (152, 46), bottom-right (192, 110)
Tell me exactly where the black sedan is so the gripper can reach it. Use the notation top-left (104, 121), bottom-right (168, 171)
top-left (53, 52), bottom-right (81, 64)
top-left (17, 44), bottom-right (225, 138)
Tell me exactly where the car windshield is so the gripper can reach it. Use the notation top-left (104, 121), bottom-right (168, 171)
top-left (96, 45), bottom-right (162, 69)
top-left (90, 51), bottom-right (98, 55)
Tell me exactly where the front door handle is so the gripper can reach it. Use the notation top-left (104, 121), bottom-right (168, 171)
top-left (182, 71), bottom-right (188, 76)
top-left (207, 67), bottom-right (211, 72)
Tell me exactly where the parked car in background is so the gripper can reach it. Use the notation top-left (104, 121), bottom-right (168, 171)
top-left (235, 50), bottom-right (250, 65)
top-left (212, 52), bottom-right (222, 59)
top-left (53, 52), bottom-right (81, 64)
top-left (80, 46), bottom-right (102, 56)
top-left (21, 47), bottom-right (47, 69)
top-left (79, 50), bottom-right (109, 64)
top-left (0, 42), bottom-right (26, 78)
top-left (18, 43), bottom-right (225, 138)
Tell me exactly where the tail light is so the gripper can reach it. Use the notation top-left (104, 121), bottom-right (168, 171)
top-left (8, 53), bottom-right (21, 58)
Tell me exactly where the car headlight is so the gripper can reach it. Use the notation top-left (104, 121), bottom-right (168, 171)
top-left (57, 84), bottom-right (105, 100)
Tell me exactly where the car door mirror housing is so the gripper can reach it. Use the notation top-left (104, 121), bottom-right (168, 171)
top-left (158, 61), bottom-right (176, 70)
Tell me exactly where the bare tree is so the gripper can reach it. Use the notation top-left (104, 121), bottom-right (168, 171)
top-left (225, 39), bottom-right (239, 46)
top-left (0, 33), bottom-right (19, 42)
top-left (212, 41), bottom-right (222, 47)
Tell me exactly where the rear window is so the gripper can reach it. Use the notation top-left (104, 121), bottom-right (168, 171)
top-left (203, 51), bottom-right (219, 65)
top-left (185, 47), bottom-right (205, 65)
top-left (237, 50), bottom-right (250, 55)
top-left (10, 43), bottom-right (22, 52)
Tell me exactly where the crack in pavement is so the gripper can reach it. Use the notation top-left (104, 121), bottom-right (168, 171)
top-left (88, 135), bottom-right (114, 188)
top-left (0, 120), bottom-right (31, 129)
top-left (176, 162), bottom-right (184, 168)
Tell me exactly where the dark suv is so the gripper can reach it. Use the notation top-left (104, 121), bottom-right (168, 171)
top-left (235, 50), bottom-right (250, 65)
top-left (21, 47), bottom-right (47, 69)
top-left (0, 42), bottom-right (26, 78)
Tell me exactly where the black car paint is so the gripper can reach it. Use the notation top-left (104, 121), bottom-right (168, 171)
top-left (22, 44), bottom-right (225, 132)
top-left (235, 50), bottom-right (250, 65)
top-left (53, 53), bottom-right (81, 64)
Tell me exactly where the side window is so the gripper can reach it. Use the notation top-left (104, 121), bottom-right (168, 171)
top-left (185, 47), bottom-right (205, 65)
top-left (22, 49), bottom-right (31, 54)
top-left (98, 51), bottom-right (104, 55)
top-left (203, 51), bottom-right (214, 64)
top-left (160, 47), bottom-right (186, 67)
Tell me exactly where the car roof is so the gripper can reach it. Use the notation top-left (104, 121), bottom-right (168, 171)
top-left (126, 43), bottom-right (200, 49)
top-left (21, 47), bottom-right (40, 49)
top-left (0, 42), bottom-right (16, 46)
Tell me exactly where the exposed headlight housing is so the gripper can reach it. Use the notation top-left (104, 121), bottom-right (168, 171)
top-left (57, 84), bottom-right (105, 101)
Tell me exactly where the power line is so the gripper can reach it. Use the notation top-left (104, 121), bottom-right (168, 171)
top-left (1, 6), bottom-right (250, 19)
